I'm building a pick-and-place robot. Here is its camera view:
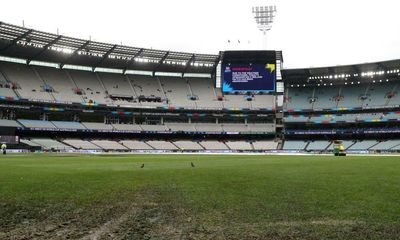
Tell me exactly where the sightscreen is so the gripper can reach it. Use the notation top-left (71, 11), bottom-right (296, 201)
top-left (221, 51), bottom-right (277, 93)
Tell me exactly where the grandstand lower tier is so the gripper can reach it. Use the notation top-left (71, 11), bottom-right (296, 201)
top-left (9, 138), bottom-right (400, 153)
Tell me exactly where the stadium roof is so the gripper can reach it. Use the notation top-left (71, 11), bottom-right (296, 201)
top-left (282, 59), bottom-right (400, 84)
top-left (0, 22), bottom-right (219, 74)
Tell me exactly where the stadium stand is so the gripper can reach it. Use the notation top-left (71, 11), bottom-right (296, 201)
top-left (370, 140), bottom-right (400, 151)
top-left (199, 141), bottom-right (229, 150)
top-left (347, 140), bottom-right (379, 151)
top-left (146, 141), bottom-right (178, 150)
top-left (0, 119), bottom-right (22, 128)
top-left (225, 141), bottom-right (253, 150)
top-left (0, 62), bottom-right (54, 101)
top-left (306, 141), bottom-right (331, 151)
top-left (91, 140), bottom-right (127, 150)
top-left (62, 139), bottom-right (102, 150)
top-left (34, 66), bottom-right (84, 103)
top-left (52, 121), bottom-right (86, 130)
top-left (31, 138), bottom-right (72, 150)
top-left (3, 22), bottom-right (400, 154)
top-left (112, 124), bottom-right (143, 131)
top-left (20, 139), bottom-right (42, 147)
top-left (283, 141), bottom-right (308, 150)
top-left (252, 141), bottom-right (279, 150)
top-left (82, 122), bottom-right (114, 131)
top-left (173, 141), bottom-right (204, 150)
top-left (119, 140), bottom-right (153, 150)
top-left (18, 119), bottom-right (57, 129)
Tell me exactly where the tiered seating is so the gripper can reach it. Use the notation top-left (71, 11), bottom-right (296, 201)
top-left (20, 139), bottom-right (42, 147)
top-left (165, 122), bottom-right (196, 132)
top-left (347, 140), bottom-right (379, 150)
top-left (18, 119), bottom-right (57, 129)
top-left (0, 71), bottom-right (17, 98)
top-left (99, 73), bottom-right (136, 106)
top-left (0, 62), bottom-right (53, 101)
top-left (252, 141), bottom-right (278, 150)
top-left (91, 140), bottom-right (127, 150)
top-left (313, 87), bottom-right (339, 109)
top-left (34, 66), bottom-right (83, 103)
top-left (251, 95), bottom-right (275, 109)
top-left (248, 123), bottom-right (275, 133)
top-left (52, 121), bottom-right (86, 130)
top-left (129, 75), bottom-right (165, 106)
top-left (195, 123), bottom-right (223, 132)
top-left (286, 88), bottom-right (314, 109)
top-left (140, 125), bottom-right (168, 132)
top-left (287, 83), bottom-right (398, 110)
top-left (225, 141), bottom-right (253, 150)
top-left (69, 70), bottom-right (110, 104)
top-left (0, 119), bottom-right (22, 127)
top-left (199, 141), bottom-right (229, 150)
top-left (63, 139), bottom-right (102, 150)
top-left (188, 78), bottom-right (221, 109)
top-left (283, 141), bottom-right (308, 150)
top-left (112, 124), bottom-right (142, 131)
top-left (365, 83), bottom-right (393, 107)
top-left (336, 85), bottom-right (365, 108)
top-left (222, 124), bottom-right (248, 133)
top-left (119, 140), bottom-right (153, 150)
top-left (223, 95), bottom-right (251, 109)
top-left (286, 115), bottom-right (309, 123)
top-left (31, 138), bottom-right (72, 150)
top-left (146, 141), bottom-right (178, 150)
top-left (82, 122), bottom-right (114, 130)
top-left (306, 141), bottom-right (331, 151)
top-left (160, 77), bottom-right (195, 108)
top-left (369, 140), bottom-right (400, 150)
top-left (173, 141), bottom-right (203, 150)
top-left (0, 87), bottom-right (17, 98)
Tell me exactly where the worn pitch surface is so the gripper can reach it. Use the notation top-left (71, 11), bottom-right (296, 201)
top-left (1, 154), bottom-right (399, 239)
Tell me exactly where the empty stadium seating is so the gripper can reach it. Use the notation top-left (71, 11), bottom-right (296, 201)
top-left (0, 61), bottom-right (277, 110)
top-left (225, 141), bottom-right (253, 150)
top-left (82, 122), bottom-right (114, 131)
top-left (286, 82), bottom-right (400, 110)
top-left (91, 140), bottom-right (127, 150)
top-left (173, 141), bottom-right (204, 150)
top-left (31, 138), bottom-right (72, 150)
top-left (282, 141), bottom-right (308, 150)
top-left (18, 119), bottom-right (57, 129)
top-left (119, 140), bottom-right (153, 150)
top-left (62, 139), bottom-right (102, 150)
top-left (199, 141), bottom-right (229, 150)
top-left (252, 141), bottom-right (278, 150)
top-left (347, 140), bottom-right (379, 150)
top-left (306, 141), bottom-right (331, 151)
top-left (146, 141), bottom-right (178, 150)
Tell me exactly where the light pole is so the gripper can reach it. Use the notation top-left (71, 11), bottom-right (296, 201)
top-left (252, 5), bottom-right (277, 50)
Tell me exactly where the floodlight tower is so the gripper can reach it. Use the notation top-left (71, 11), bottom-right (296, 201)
top-left (252, 5), bottom-right (277, 50)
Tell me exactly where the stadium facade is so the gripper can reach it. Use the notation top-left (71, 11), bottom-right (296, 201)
top-left (0, 21), bottom-right (399, 153)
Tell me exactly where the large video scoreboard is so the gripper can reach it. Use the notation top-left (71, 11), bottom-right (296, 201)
top-left (221, 51), bottom-right (277, 93)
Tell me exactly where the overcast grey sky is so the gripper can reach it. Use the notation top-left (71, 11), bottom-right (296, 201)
top-left (2, 0), bottom-right (400, 68)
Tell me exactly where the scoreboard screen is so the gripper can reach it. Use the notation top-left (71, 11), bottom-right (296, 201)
top-left (221, 51), bottom-right (277, 93)
top-left (222, 63), bottom-right (275, 92)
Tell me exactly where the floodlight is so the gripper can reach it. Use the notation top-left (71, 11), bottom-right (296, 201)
top-left (252, 5), bottom-right (277, 49)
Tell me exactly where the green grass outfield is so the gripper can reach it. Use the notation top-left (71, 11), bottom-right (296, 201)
top-left (1, 153), bottom-right (400, 239)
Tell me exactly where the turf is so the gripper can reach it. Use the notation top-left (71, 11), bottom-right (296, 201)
top-left (0, 154), bottom-right (400, 239)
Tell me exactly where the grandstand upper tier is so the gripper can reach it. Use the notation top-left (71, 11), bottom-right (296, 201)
top-left (0, 22), bottom-right (279, 110)
top-left (282, 60), bottom-right (400, 111)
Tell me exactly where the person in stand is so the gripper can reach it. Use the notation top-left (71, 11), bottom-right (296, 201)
top-left (1, 143), bottom-right (7, 155)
